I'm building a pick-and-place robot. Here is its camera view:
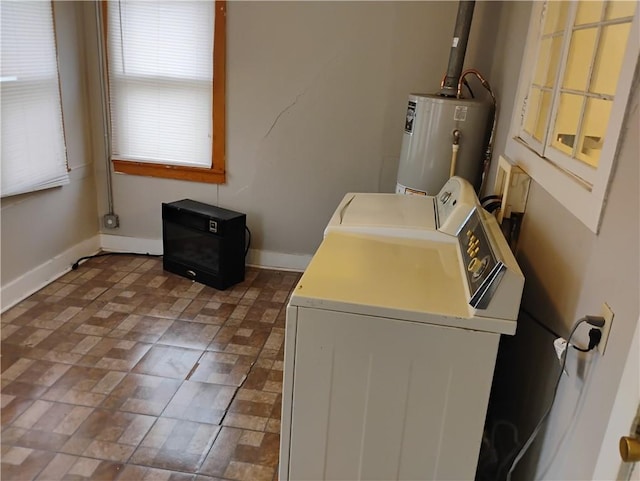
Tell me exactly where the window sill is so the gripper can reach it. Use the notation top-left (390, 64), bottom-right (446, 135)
top-left (113, 160), bottom-right (226, 184)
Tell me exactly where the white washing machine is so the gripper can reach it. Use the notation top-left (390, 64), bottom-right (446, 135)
top-left (279, 188), bottom-right (524, 481)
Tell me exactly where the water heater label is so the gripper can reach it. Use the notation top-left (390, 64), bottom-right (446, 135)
top-left (405, 101), bottom-right (416, 134)
top-left (454, 106), bottom-right (468, 121)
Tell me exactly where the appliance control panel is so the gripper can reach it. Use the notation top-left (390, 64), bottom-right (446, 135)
top-left (457, 208), bottom-right (505, 309)
top-left (436, 177), bottom-right (479, 236)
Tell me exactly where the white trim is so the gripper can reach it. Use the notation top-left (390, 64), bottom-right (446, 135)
top-left (99, 234), bottom-right (163, 255)
top-left (1, 234), bottom-right (309, 312)
top-left (100, 234), bottom-right (309, 271)
top-left (507, 2), bottom-right (639, 233)
top-left (0, 236), bottom-right (101, 313)
top-left (246, 249), bottom-right (310, 272)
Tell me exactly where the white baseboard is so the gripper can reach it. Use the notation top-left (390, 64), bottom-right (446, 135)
top-left (99, 234), bottom-right (310, 271)
top-left (246, 249), bottom-right (311, 272)
top-left (1, 236), bottom-right (101, 313)
top-left (1, 235), bottom-right (310, 312)
top-left (99, 234), bottom-right (163, 255)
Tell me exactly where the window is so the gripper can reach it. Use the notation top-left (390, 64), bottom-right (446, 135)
top-left (104, 0), bottom-right (226, 183)
top-left (506, 1), bottom-right (638, 232)
top-left (0, 1), bottom-right (69, 198)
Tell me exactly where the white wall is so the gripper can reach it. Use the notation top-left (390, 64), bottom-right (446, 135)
top-left (486, 2), bottom-right (640, 480)
top-left (86, 1), bottom-right (504, 262)
top-left (0, 2), bottom-right (99, 305)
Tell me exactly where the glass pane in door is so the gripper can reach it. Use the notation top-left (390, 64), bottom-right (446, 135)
top-left (552, 93), bottom-right (583, 155)
top-left (590, 22), bottom-right (633, 96)
top-left (535, 91), bottom-right (552, 142)
top-left (533, 36), bottom-right (563, 88)
top-left (543, 1), bottom-right (570, 34)
top-left (577, 97), bottom-right (612, 167)
top-left (605, 0), bottom-right (637, 20)
top-left (533, 38), bottom-right (551, 86)
top-left (575, 1), bottom-right (604, 25)
top-left (563, 27), bottom-right (598, 91)
top-left (524, 88), bottom-right (540, 136)
top-left (545, 36), bottom-right (564, 88)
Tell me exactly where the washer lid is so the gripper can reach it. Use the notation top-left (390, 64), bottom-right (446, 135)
top-left (290, 232), bottom-right (516, 335)
top-left (328, 193), bottom-right (437, 232)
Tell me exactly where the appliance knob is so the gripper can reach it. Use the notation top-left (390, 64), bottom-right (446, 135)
top-left (440, 191), bottom-right (452, 203)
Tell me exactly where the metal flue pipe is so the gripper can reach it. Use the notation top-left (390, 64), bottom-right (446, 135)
top-left (439, 1), bottom-right (476, 97)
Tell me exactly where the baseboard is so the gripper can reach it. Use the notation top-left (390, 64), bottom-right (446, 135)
top-left (246, 249), bottom-right (311, 272)
top-left (99, 234), bottom-right (310, 271)
top-left (99, 234), bottom-right (163, 255)
top-left (1, 235), bottom-right (310, 312)
top-left (1, 236), bottom-right (101, 313)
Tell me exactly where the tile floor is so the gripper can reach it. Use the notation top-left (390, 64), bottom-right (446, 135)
top-left (1, 255), bottom-right (301, 481)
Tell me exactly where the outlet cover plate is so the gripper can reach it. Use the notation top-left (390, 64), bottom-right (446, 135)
top-left (598, 302), bottom-right (614, 355)
top-left (103, 213), bottom-right (120, 229)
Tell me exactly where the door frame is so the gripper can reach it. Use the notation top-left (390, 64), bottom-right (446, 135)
top-left (593, 316), bottom-right (640, 479)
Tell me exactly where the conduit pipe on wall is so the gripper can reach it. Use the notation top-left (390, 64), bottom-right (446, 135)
top-left (439, 1), bottom-right (476, 97)
top-left (94, 4), bottom-right (116, 219)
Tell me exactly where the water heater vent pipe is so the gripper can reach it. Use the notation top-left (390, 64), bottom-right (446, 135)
top-left (439, 1), bottom-right (476, 98)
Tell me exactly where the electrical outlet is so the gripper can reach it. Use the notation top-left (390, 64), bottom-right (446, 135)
top-left (598, 302), bottom-right (614, 355)
top-left (103, 213), bottom-right (120, 229)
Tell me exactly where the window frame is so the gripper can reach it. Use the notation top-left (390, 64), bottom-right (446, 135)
top-left (0, 0), bottom-right (70, 198)
top-left (103, 0), bottom-right (226, 184)
top-left (505, 1), bottom-right (639, 233)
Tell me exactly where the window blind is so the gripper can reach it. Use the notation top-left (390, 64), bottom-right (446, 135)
top-left (107, 1), bottom-right (214, 168)
top-left (0, 1), bottom-right (69, 198)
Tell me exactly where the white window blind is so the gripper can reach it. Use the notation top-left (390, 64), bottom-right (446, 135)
top-left (107, 1), bottom-right (214, 168)
top-left (0, 1), bottom-right (69, 198)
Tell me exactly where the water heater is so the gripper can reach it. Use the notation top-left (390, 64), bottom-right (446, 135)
top-left (396, 94), bottom-right (492, 196)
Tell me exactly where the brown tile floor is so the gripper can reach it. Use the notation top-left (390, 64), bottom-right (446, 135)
top-left (1, 255), bottom-right (300, 481)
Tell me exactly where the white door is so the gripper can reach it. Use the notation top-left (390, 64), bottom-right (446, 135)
top-left (593, 316), bottom-right (640, 480)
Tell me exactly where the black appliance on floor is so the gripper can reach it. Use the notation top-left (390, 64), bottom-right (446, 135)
top-left (162, 199), bottom-right (246, 290)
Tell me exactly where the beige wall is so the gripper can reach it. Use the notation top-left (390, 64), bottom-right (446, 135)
top-left (86, 1), bottom-right (504, 258)
top-left (3, 3), bottom-right (637, 479)
top-left (0, 2), bottom-right (99, 288)
top-left (487, 2), bottom-right (639, 480)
